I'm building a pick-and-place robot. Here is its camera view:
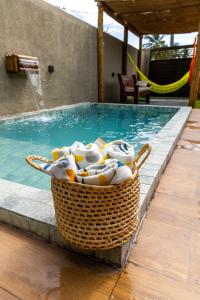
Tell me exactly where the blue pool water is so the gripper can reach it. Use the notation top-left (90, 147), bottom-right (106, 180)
top-left (0, 104), bottom-right (178, 190)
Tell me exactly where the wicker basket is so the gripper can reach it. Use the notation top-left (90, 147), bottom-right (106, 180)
top-left (26, 143), bottom-right (151, 251)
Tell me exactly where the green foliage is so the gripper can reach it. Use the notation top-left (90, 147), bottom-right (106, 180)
top-left (144, 35), bottom-right (191, 60)
top-left (178, 48), bottom-right (191, 58)
top-left (143, 35), bottom-right (168, 60)
top-left (151, 50), bottom-right (168, 60)
top-left (143, 35), bottom-right (166, 49)
top-left (195, 99), bottom-right (200, 108)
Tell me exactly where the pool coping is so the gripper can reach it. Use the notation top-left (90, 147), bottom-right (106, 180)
top-left (0, 103), bottom-right (192, 266)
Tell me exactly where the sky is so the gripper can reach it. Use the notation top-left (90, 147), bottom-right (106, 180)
top-left (44, 0), bottom-right (197, 49)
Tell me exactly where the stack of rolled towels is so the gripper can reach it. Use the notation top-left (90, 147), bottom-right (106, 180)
top-left (40, 138), bottom-right (136, 186)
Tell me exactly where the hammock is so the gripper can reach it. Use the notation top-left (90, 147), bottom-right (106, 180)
top-left (189, 38), bottom-right (197, 84)
top-left (128, 53), bottom-right (189, 94)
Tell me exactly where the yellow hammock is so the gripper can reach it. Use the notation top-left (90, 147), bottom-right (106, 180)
top-left (128, 53), bottom-right (189, 94)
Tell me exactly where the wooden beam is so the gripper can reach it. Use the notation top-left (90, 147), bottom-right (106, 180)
top-left (189, 23), bottom-right (200, 108)
top-left (137, 36), bottom-right (143, 79)
top-left (120, 3), bottom-right (200, 15)
top-left (100, 2), bottom-right (141, 37)
top-left (95, 1), bottom-right (200, 35)
top-left (97, 3), bottom-right (105, 103)
top-left (122, 27), bottom-right (128, 74)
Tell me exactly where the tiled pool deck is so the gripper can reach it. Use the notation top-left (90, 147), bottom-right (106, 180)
top-left (0, 103), bottom-right (192, 266)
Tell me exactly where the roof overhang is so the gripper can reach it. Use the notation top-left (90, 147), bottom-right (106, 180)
top-left (96, 0), bottom-right (200, 36)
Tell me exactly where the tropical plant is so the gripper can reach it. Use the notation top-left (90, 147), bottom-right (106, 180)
top-left (168, 43), bottom-right (191, 59)
top-left (143, 34), bottom-right (167, 49)
top-left (178, 48), bottom-right (191, 58)
top-left (151, 50), bottom-right (169, 60)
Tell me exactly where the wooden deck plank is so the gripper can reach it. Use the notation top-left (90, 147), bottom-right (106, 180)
top-left (111, 110), bottom-right (200, 299)
top-left (147, 192), bottom-right (200, 233)
top-left (156, 173), bottom-right (199, 200)
top-left (129, 216), bottom-right (191, 282)
top-left (188, 231), bottom-right (200, 293)
top-left (180, 127), bottom-right (200, 142)
top-left (188, 109), bottom-right (200, 122)
top-left (111, 263), bottom-right (200, 300)
top-left (167, 148), bottom-right (200, 168)
top-left (155, 149), bottom-right (200, 200)
top-left (0, 288), bottom-right (20, 300)
top-left (164, 164), bottom-right (200, 180)
top-left (0, 225), bottom-right (118, 300)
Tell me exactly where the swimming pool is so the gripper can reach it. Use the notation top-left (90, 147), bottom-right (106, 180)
top-left (0, 103), bottom-right (178, 190)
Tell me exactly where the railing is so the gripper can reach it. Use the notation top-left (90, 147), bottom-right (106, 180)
top-left (150, 45), bottom-right (193, 61)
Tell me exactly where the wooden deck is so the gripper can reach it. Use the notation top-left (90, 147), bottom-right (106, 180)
top-left (1, 109), bottom-right (200, 300)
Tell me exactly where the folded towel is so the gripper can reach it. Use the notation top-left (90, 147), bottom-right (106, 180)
top-left (76, 159), bottom-right (132, 186)
top-left (52, 141), bottom-right (83, 162)
top-left (94, 138), bottom-right (109, 160)
top-left (111, 163), bottom-right (133, 185)
top-left (52, 147), bottom-right (70, 162)
top-left (107, 140), bottom-right (135, 168)
top-left (41, 155), bottom-right (77, 181)
top-left (44, 138), bottom-right (135, 185)
top-left (72, 142), bottom-right (103, 169)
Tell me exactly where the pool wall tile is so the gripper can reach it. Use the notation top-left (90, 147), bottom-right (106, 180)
top-left (0, 102), bottom-right (91, 124)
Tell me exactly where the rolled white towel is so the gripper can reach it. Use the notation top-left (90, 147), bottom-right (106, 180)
top-left (94, 138), bottom-right (109, 160)
top-left (52, 146), bottom-right (70, 162)
top-left (76, 159), bottom-right (117, 185)
top-left (51, 141), bottom-right (84, 162)
top-left (110, 163), bottom-right (133, 185)
top-left (76, 159), bottom-right (132, 186)
top-left (40, 155), bottom-right (78, 181)
top-left (108, 140), bottom-right (135, 168)
top-left (72, 142), bottom-right (103, 169)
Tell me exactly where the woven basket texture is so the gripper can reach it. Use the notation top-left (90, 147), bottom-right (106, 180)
top-left (51, 174), bottom-right (140, 250)
top-left (26, 143), bottom-right (151, 250)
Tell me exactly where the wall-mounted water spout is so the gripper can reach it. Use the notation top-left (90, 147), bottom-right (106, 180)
top-left (6, 54), bottom-right (43, 110)
top-left (5, 54), bottom-right (39, 74)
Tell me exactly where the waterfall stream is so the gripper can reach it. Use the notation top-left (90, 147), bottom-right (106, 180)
top-left (20, 58), bottom-right (44, 110)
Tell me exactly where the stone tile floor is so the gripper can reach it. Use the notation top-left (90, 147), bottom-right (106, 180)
top-left (123, 96), bottom-right (188, 107)
top-left (0, 109), bottom-right (200, 299)
top-left (150, 97), bottom-right (188, 106)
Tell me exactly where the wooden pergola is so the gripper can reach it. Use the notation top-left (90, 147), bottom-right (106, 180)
top-left (96, 0), bottom-right (200, 107)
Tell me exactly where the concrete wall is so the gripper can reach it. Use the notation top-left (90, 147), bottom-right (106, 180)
top-left (104, 36), bottom-right (138, 103)
top-left (127, 45), bottom-right (139, 77)
top-left (104, 34), bottom-right (122, 102)
top-left (0, 0), bottom-right (138, 116)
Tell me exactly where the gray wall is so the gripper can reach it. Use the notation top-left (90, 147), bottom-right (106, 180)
top-left (0, 0), bottom-right (138, 116)
top-left (104, 34), bottom-right (122, 102)
top-left (127, 45), bottom-right (139, 77)
top-left (104, 37), bottom-right (139, 103)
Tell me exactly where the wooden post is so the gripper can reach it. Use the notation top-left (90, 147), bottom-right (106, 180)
top-left (189, 23), bottom-right (200, 107)
top-left (137, 36), bottom-right (143, 79)
top-left (122, 26), bottom-right (128, 74)
top-left (97, 3), bottom-right (105, 103)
